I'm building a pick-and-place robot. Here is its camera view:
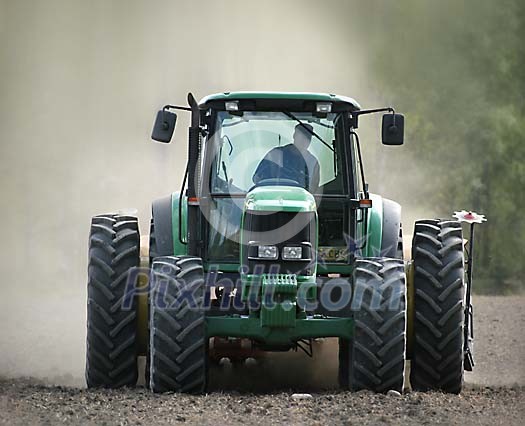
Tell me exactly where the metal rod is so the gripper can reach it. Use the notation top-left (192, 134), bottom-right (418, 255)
top-left (186, 93), bottom-right (202, 256)
top-left (352, 107), bottom-right (394, 116)
top-left (164, 104), bottom-right (192, 112)
top-left (464, 222), bottom-right (475, 368)
top-left (466, 223), bottom-right (475, 294)
top-left (350, 131), bottom-right (368, 198)
top-left (466, 223), bottom-right (475, 331)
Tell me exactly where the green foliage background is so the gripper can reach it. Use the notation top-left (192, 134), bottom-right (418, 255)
top-left (355, 1), bottom-right (524, 293)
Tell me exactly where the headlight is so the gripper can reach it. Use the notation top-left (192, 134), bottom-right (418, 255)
top-left (282, 246), bottom-right (302, 260)
top-left (258, 245), bottom-right (278, 259)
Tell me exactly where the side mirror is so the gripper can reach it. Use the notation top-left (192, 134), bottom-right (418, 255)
top-left (382, 113), bottom-right (404, 145)
top-left (151, 109), bottom-right (177, 143)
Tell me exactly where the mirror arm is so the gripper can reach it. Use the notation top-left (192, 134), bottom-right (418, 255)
top-left (163, 104), bottom-right (192, 112)
top-left (353, 107), bottom-right (395, 116)
top-left (350, 107), bottom-right (395, 129)
top-left (156, 105), bottom-right (189, 134)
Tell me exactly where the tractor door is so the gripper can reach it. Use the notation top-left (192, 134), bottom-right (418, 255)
top-left (315, 115), bottom-right (357, 269)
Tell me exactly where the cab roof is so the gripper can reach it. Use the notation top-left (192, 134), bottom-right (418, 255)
top-left (199, 91), bottom-right (361, 112)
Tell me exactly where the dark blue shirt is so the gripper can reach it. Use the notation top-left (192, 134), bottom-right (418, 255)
top-left (253, 144), bottom-right (320, 191)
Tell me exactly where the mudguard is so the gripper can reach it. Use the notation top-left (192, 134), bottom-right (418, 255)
top-left (381, 198), bottom-right (402, 258)
top-left (152, 193), bottom-right (188, 256)
top-left (152, 195), bottom-right (174, 256)
top-left (365, 194), bottom-right (402, 258)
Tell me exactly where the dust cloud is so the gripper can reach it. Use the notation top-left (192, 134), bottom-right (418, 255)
top-left (0, 0), bottom-right (423, 387)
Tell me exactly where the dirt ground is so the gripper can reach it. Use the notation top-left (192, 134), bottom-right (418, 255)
top-left (1, 296), bottom-right (524, 425)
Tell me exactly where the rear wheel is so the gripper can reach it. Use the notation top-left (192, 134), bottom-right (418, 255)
top-left (410, 219), bottom-right (465, 394)
top-left (339, 258), bottom-right (406, 392)
top-left (149, 256), bottom-right (208, 393)
top-left (86, 214), bottom-right (140, 388)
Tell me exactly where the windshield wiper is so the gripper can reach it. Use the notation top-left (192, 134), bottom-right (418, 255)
top-left (282, 111), bottom-right (334, 152)
top-left (221, 117), bottom-right (247, 128)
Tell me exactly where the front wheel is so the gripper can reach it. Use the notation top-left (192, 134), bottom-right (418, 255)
top-left (339, 258), bottom-right (406, 392)
top-left (149, 256), bottom-right (208, 393)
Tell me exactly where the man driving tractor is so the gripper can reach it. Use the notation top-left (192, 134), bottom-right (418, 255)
top-left (252, 123), bottom-right (320, 192)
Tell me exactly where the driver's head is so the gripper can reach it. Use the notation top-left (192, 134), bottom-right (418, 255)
top-left (293, 124), bottom-right (313, 150)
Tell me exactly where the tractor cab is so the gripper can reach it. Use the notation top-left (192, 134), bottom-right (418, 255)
top-left (199, 93), bottom-right (361, 269)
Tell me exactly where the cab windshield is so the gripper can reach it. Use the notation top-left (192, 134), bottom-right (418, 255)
top-left (209, 111), bottom-right (347, 195)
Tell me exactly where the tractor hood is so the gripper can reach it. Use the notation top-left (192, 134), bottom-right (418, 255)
top-left (244, 186), bottom-right (316, 213)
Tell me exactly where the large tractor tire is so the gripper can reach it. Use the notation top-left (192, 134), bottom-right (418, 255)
top-left (410, 219), bottom-right (465, 394)
top-left (86, 214), bottom-right (140, 388)
top-left (149, 256), bottom-right (208, 393)
top-left (339, 258), bottom-right (406, 392)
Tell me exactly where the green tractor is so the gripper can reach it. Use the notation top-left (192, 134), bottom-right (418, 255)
top-left (85, 92), bottom-right (483, 394)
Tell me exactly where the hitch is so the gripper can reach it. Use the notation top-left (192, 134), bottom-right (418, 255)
top-left (209, 337), bottom-right (265, 364)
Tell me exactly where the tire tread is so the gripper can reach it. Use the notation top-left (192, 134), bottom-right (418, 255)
top-left (86, 214), bottom-right (140, 388)
top-left (410, 219), bottom-right (465, 394)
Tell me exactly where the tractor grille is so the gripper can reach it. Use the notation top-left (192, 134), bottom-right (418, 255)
top-left (242, 211), bottom-right (316, 275)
